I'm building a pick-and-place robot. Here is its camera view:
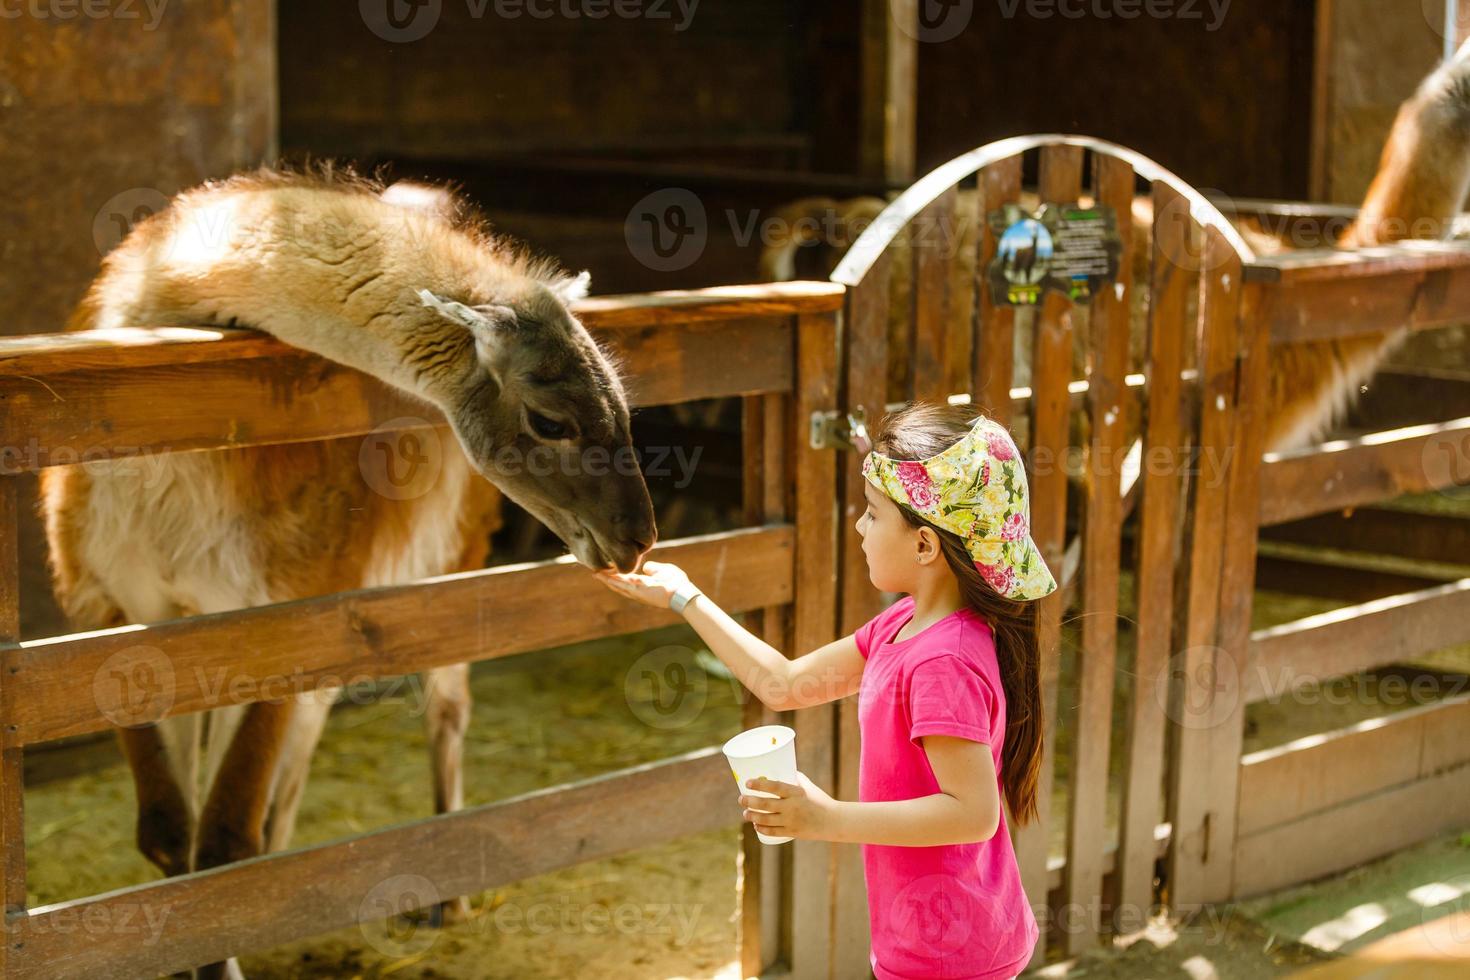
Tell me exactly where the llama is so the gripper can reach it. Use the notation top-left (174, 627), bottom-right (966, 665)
top-left (758, 40), bottom-right (1470, 453)
top-left (39, 164), bottom-right (656, 979)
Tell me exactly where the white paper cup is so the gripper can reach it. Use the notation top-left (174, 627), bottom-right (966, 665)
top-left (722, 724), bottom-right (797, 845)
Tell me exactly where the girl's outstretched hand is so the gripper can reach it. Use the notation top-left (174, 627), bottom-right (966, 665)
top-left (740, 772), bottom-right (841, 841)
top-left (594, 559), bottom-right (694, 610)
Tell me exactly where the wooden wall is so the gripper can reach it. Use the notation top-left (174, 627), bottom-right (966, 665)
top-left (916, 0), bottom-right (1317, 199)
top-left (1, 0), bottom-right (276, 338)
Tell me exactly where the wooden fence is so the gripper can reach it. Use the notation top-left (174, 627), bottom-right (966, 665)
top-left (0, 283), bottom-right (845, 979)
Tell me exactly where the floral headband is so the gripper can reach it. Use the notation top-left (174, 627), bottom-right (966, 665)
top-left (861, 414), bottom-right (1058, 601)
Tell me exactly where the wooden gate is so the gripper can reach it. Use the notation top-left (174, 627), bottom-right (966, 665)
top-left (827, 135), bottom-right (1271, 970)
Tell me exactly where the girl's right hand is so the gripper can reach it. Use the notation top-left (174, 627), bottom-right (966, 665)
top-left (594, 560), bottom-right (696, 610)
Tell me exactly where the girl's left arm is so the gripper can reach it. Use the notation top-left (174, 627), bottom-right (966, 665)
top-left (743, 736), bottom-right (1001, 846)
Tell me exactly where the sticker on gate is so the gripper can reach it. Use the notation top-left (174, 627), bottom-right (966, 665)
top-left (986, 202), bottom-right (1123, 306)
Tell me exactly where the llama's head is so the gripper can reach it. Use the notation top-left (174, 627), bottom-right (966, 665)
top-left (418, 270), bottom-right (657, 574)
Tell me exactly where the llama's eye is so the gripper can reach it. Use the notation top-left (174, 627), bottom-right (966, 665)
top-left (528, 411), bottom-right (571, 440)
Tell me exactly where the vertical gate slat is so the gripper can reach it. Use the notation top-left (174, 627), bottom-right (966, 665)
top-left (790, 311), bottom-right (839, 980)
top-left (1167, 226), bottom-right (1244, 908)
top-left (1070, 154), bottom-right (1134, 944)
top-left (972, 156), bottom-right (1023, 424)
top-left (1, 475), bottom-right (24, 939)
top-left (1120, 181), bottom-right (1193, 932)
top-left (832, 261), bottom-right (890, 979)
top-left (1217, 280), bottom-right (1269, 903)
top-left (946, 187), bottom-right (982, 401)
top-left (1017, 143), bottom-right (1082, 966)
top-left (838, 256), bottom-right (892, 639)
top-left (911, 186), bottom-right (958, 403)
top-left (740, 393), bottom-right (790, 977)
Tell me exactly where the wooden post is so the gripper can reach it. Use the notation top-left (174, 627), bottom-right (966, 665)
top-left (1211, 281), bottom-right (1271, 904)
top-left (972, 157), bottom-right (1023, 427)
top-left (910, 187), bottom-right (958, 403)
top-left (789, 311), bottom-right (840, 980)
top-left (741, 392), bottom-right (791, 978)
top-left (1013, 144), bottom-right (1082, 966)
top-left (861, 0), bottom-right (917, 185)
top-left (1, 476), bottom-right (26, 971)
top-left (1166, 228), bottom-right (1247, 908)
top-left (1114, 182), bottom-right (1192, 940)
top-left (830, 260), bottom-right (892, 980)
top-left (1074, 154), bottom-right (1133, 939)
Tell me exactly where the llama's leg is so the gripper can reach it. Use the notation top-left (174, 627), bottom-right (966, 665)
top-left (115, 716), bottom-right (199, 879)
top-left (422, 663), bottom-right (473, 924)
top-left (261, 687), bottom-right (339, 854)
top-left (191, 698), bottom-right (298, 980)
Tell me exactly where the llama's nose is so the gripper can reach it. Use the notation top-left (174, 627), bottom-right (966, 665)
top-left (615, 513), bottom-right (656, 555)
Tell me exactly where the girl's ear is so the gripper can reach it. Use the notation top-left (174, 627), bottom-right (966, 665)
top-left (914, 526), bottom-right (944, 565)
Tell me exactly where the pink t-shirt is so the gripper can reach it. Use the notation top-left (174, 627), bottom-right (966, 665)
top-left (854, 594), bottom-right (1040, 980)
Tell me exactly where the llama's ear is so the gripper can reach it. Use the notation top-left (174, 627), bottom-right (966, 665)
top-left (417, 288), bottom-right (516, 360)
top-left (547, 269), bottom-right (591, 305)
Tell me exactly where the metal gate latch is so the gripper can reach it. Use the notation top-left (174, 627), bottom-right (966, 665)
top-left (809, 406), bottom-right (870, 453)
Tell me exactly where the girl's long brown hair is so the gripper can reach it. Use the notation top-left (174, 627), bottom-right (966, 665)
top-left (872, 401), bottom-right (1044, 827)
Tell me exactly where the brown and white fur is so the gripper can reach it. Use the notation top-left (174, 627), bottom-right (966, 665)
top-left (760, 39), bottom-right (1470, 453)
top-left (39, 165), bottom-right (656, 978)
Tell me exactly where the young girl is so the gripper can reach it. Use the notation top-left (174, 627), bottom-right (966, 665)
top-left (595, 401), bottom-right (1053, 980)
